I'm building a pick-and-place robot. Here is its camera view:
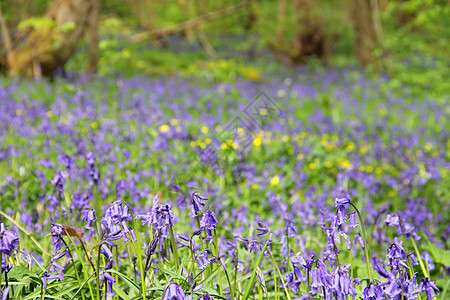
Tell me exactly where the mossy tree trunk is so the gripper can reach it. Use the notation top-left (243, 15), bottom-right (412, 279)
top-left (2, 0), bottom-right (96, 77)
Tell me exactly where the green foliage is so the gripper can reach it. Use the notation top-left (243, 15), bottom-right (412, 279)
top-left (18, 17), bottom-right (55, 30)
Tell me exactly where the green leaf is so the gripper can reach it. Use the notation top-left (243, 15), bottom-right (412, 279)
top-left (107, 269), bottom-right (140, 294)
top-left (422, 243), bottom-right (450, 267)
top-left (242, 241), bottom-right (269, 300)
top-left (114, 285), bottom-right (131, 300)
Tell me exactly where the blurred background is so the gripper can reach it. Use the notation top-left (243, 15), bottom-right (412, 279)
top-left (0, 0), bottom-right (448, 94)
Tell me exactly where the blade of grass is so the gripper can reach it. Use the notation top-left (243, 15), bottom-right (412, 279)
top-left (242, 241), bottom-right (269, 300)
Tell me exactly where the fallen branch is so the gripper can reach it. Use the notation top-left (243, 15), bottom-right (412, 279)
top-left (131, 0), bottom-right (254, 42)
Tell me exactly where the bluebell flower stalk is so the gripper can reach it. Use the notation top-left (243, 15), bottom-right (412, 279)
top-left (335, 197), bottom-right (373, 282)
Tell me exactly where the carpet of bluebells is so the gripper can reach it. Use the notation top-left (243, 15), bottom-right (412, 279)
top-left (0, 68), bottom-right (449, 300)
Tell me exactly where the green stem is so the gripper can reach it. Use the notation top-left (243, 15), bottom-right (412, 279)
top-left (130, 209), bottom-right (147, 300)
top-left (349, 203), bottom-right (373, 282)
top-left (410, 237), bottom-right (429, 278)
top-left (59, 237), bottom-right (86, 300)
top-left (398, 215), bottom-right (429, 278)
top-left (96, 244), bottom-right (102, 300)
top-left (269, 254), bottom-right (292, 300)
top-left (168, 226), bottom-right (180, 270)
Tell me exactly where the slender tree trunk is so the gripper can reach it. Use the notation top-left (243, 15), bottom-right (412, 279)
top-left (88, 0), bottom-right (99, 74)
top-left (276, 0), bottom-right (287, 46)
top-left (351, 0), bottom-right (386, 67)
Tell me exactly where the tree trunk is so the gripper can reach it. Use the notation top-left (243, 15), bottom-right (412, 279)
top-left (6, 0), bottom-right (94, 77)
top-left (351, 0), bottom-right (385, 67)
top-left (276, 0), bottom-right (287, 47)
top-left (88, 0), bottom-right (99, 74)
top-left (290, 0), bottom-right (328, 64)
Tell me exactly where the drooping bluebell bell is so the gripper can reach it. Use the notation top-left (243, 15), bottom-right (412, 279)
top-left (100, 271), bottom-right (116, 297)
top-left (0, 221), bottom-right (19, 257)
top-left (51, 171), bottom-right (67, 193)
top-left (161, 281), bottom-right (189, 300)
top-left (59, 153), bottom-right (73, 173)
top-left (190, 192), bottom-right (207, 217)
top-left (332, 265), bottom-right (357, 299)
top-left (256, 221), bottom-right (269, 236)
top-left (198, 293), bottom-right (213, 300)
top-left (50, 223), bottom-right (65, 252)
top-left (196, 249), bottom-right (213, 270)
top-left (349, 211), bottom-right (359, 228)
top-left (86, 152), bottom-right (100, 186)
top-left (415, 277), bottom-right (439, 300)
top-left (1, 286), bottom-right (10, 300)
top-left (200, 210), bottom-right (219, 241)
top-left (41, 270), bottom-right (64, 291)
top-left (82, 208), bottom-right (96, 230)
top-left (362, 280), bottom-right (384, 300)
top-left (187, 273), bottom-right (204, 293)
top-left (102, 201), bottom-right (136, 243)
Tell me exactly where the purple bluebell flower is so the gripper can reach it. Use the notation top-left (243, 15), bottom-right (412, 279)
top-left (200, 210), bottom-right (219, 241)
top-left (187, 273), bottom-right (204, 293)
top-left (50, 223), bottom-right (65, 252)
top-left (41, 271), bottom-right (64, 291)
top-left (362, 281), bottom-right (384, 300)
top-left (198, 293), bottom-right (213, 300)
top-left (86, 152), bottom-right (100, 186)
top-left (416, 277), bottom-right (439, 300)
top-left (256, 221), bottom-right (269, 236)
top-left (100, 244), bottom-right (113, 260)
top-left (162, 282), bottom-right (187, 300)
top-left (100, 271), bottom-right (116, 297)
top-left (59, 153), bottom-right (73, 172)
top-left (335, 197), bottom-right (351, 206)
top-left (196, 249), bottom-right (212, 270)
top-left (349, 211), bottom-right (359, 228)
top-left (102, 201), bottom-right (136, 243)
top-left (0, 221), bottom-right (19, 256)
top-left (1, 286), bottom-right (10, 300)
top-left (82, 209), bottom-right (96, 230)
top-left (332, 266), bottom-right (357, 298)
top-left (51, 171), bottom-right (67, 193)
top-left (190, 192), bottom-right (207, 217)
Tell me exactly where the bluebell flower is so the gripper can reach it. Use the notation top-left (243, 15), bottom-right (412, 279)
top-left (82, 209), bottom-right (96, 230)
top-left (102, 201), bottom-right (136, 243)
top-left (362, 280), bottom-right (384, 300)
top-left (162, 282), bottom-right (188, 300)
top-left (200, 210), bottom-right (219, 241)
top-left (41, 271), bottom-right (64, 291)
top-left (415, 277), bottom-right (439, 300)
top-left (332, 266), bottom-right (357, 299)
top-left (335, 197), bottom-right (351, 206)
top-left (1, 286), bottom-right (10, 300)
top-left (190, 192), bottom-right (207, 217)
top-left (349, 211), bottom-right (359, 228)
top-left (50, 223), bottom-right (65, 252)
top-left (51, 171), bottom-right (67, 193)
top-left (196, 249), bottom-right (213, 270)
top-left (0, 221), bottom-right (19, 256)
top-left (198, 293), bottom-right (213, 300)
top-left (100, 271), bottom-right (116, 297)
